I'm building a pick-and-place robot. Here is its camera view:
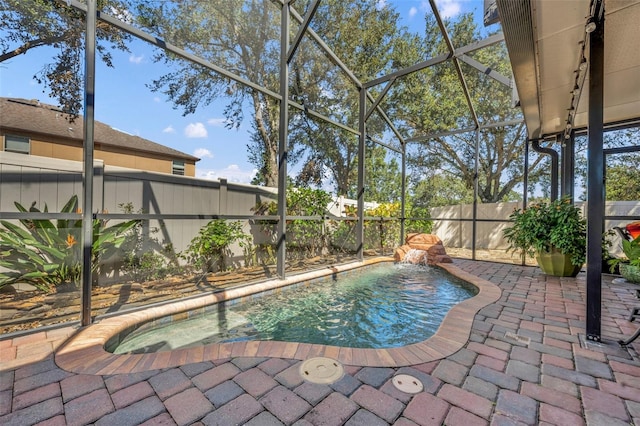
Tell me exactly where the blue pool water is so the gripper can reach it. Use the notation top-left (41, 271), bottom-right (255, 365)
top-left (112, 263), bottom-right (478, 353)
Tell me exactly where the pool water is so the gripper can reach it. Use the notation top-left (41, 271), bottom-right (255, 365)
top-left (112, 263), bottom-right (478, 354)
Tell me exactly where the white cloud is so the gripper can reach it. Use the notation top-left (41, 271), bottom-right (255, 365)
top-left (153, 96), bottom-right (161, 103)
top-left (409, 6), bottom-right (418, 17)
top-left (207, 117), bottom-right (228, 127)
top-left (435, 0), bottom-right (462, 18)
top-left (194, 148), bottom-right (213, 159)
top-left (162, 125), bottom-right (175, 134)
top-left (197, 165), bottom-right (258, 184)
top-left (184, 122), bottom-right (208, 138)
top-left (376, 0), bottom-right (387, 10)
top-left (129, 54), bottom-right (144, 64)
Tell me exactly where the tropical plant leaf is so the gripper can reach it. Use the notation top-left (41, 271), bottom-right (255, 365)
top-left (0, 195), bottom-right (139, 292)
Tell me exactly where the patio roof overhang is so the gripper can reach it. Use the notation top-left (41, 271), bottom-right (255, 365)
top-left (497, 0), bottom-right (640, 140)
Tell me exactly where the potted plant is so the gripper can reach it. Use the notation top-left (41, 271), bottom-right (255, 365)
top-left (503, 197), bottom-right (586, 277)
top-left (608, 235), bottom-right (640, 283)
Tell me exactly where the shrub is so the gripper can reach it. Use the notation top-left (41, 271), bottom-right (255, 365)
top-left (182, 219), bottom-right (250, 272)
top-left (608, 235), bottom-right (640, 271)
top-left (118, 202), bottom-right (181, 282)
top-left (503, 197), bottom-right (586, 266)
top-left (364, 202), bottom-right (402, 251)
top-left (0, 195), bottom-right (138, 292)
top-left (252, 188), bottom-right (332, 260)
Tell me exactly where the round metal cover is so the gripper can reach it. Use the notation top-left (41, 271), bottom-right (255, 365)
top-left (392, 374), bottom-right (424, 394)
top-left (299, 357), bottom-right (344, 384)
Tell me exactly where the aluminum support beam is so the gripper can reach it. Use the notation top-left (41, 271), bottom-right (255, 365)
top-left (357, 88), bottom-right (366, 261)
top-left (365, 78), bottom-right (396, 120)
top-left (586, 0), bottom-right (605, 342)
top-left (530, 139), bottom-right (559, 201)
top-left (287, 4), bottom-right (361, 89)
top-left (472, 129), bottom-right (480, 260)
top-left (561, 131), bottom-right (575, 200)
top-left (457, 54), bottom-right (512, 88)
top-left (365, 53), bottom-right (450, 89)
top-left (407, 119), bottom-right (523, 144)
top-left (523, 140), bottom-right (529, 209)
top-left (277, 2), bottom-right (291, 279)
top-left (80, 0), bottom-right (97, 326)
top-left (287, 0), bottom-right (321, 62)
top-left (363, 32), bottom-right (504, 91)
top-left (287, 3), bottom-right (404, 145)
top-left (454, 33), bottom-right (505, 56)
top-left (59, 0), bottom-right (382, 146)
top-left (58, 0), bottom-right (282, 102)
top-left (288, 3), bottom-right (406, 150)
top-left (400, 146), bottom-right (407, 246)
top-left (289, 100), bottom-right (359, 136)
top-left (429, 0), bottom-right (479, 128)
top-left (366, 136), bottom-right (402, 154)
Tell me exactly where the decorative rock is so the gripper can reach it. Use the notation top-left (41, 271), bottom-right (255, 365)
top-left (406, 233), bottom-right (442, 246)
top-left (427, 244), bottom-right (447, 256)
top-left (402, 250), bottom-right (429, 265)
top-left (393, 245), bottom-right (412, 262)
top-left (431, 255), bottom-right (453, 264)
top-left (395, 234), bottom-right (452, 265)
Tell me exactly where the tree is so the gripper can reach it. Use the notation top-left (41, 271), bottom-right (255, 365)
top-left (410, 172), bottom-right (474, 208)
top-left (0, 0), bottom-right (132, 118)
top-left (390, 13), bottom-right (547, 203)
top-left (606, 154), bottom-right (640, 201)
top-left (289, 0), bottom-right (407, 196)
top-left (365, 145), bottom-right (403, 203)
top-left (136, 0), bottom-right (282, 186)
top-left (574, 128), bottom-right (640, 201)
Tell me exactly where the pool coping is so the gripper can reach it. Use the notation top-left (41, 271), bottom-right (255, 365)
top-left (54, 258), bottom-right (501, 374)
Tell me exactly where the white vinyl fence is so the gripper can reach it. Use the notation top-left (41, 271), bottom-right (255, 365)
top-left (431, 200), bottom-right (640, 257)
top-left (0, 152), bottom-right (278, 256)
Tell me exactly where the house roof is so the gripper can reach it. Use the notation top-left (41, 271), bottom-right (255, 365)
top-left (0, 97), bottom-right (199, 162)
top-left (497, 0), bottom-right (640, 140)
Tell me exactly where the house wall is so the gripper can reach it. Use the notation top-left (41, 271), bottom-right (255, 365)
top-left (0, 132), bottom-right (197, 177)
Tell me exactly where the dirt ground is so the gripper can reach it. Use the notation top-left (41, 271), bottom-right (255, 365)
top-left (0, 248), bottom-right (531, 336)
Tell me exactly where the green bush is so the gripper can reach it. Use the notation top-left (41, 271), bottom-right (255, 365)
top-left (182, 219), bottom-right (250, 272)
top-left (503, 197), bottom-right (586, 266)
top-left (122, 246), bottom-right (181, 282)
top-left (0, 195), bottom-right (138, 292)
top-left (118, 202), bottom-right (181, 282)
top-left (253, 188), bottom-right (332, 260)
top-left (608, 234), bottom-right (640, 271)
top-left (405, 204), bottom-right (433, 234)
top-left (364, 202), bottom-right (402, 251)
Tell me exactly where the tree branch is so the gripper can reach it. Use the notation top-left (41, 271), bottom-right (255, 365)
top-left (0, 34), bottom-right (69, 63)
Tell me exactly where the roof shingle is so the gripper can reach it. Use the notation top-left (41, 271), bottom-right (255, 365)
top-left (0, 97), bottom-right (199, 162)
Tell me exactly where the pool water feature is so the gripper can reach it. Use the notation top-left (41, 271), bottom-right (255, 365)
top-left (112, 263), bottom-right (478, 354)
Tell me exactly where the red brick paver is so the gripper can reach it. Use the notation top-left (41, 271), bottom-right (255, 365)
top-left (0, 259), bottom-right (638, 426)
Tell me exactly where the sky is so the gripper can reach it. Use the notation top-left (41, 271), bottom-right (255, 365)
top-left (0, 0), bottom-right (492, 187)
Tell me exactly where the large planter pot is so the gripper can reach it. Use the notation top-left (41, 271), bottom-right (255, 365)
top-left (535, 247), bottom-right (582, 277)
top-left (619, 263), bottom-right (640, 283)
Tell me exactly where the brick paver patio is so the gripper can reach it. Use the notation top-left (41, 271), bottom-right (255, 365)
top-left (1, 259), bottom-right (639, 425)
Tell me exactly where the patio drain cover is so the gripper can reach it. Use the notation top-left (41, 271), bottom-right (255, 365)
top-left (299, 357), bottom-right (344, 384)
top-left (392, 374), bottom-right (424, 394)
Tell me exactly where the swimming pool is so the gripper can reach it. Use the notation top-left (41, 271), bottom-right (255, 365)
top-left (111, 263), bottom-right (478, 354)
